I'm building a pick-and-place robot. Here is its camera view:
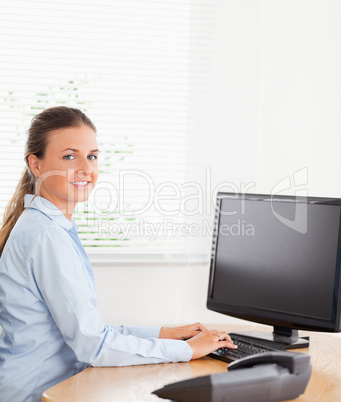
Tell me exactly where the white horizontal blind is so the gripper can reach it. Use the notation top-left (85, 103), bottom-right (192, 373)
top-left (0, 0), bottom-right (213, 264)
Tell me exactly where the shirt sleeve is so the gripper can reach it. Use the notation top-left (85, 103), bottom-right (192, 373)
top-left (110, 324), bottom-right (162, 339)
top-left (27, 226), bottom-right (193, 367)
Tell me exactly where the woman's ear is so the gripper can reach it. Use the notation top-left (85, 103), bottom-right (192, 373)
top-left (28, 155), bottom-right (41, 178)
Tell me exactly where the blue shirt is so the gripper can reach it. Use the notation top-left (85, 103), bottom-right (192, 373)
top-left (0, 195), bottom-right (192, 402)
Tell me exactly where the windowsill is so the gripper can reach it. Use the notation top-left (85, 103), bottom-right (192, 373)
top-left (87, 251), bottom-right (210, 267)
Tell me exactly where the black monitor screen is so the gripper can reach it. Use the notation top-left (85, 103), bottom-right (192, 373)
top-left (207, 193), bottom-right (341, 334)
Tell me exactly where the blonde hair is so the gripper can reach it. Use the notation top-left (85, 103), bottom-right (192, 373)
top-left (0, 106), bottom-right (96, 257)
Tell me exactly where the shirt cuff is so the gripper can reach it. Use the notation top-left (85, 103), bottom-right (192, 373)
top-left (162, 339), bottom-right (193, 362)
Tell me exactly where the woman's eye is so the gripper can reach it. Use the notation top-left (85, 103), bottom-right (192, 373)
top-left (63, 154), bottom-right (75, 160)
top-left (88, 154), bottom-right (98, 161)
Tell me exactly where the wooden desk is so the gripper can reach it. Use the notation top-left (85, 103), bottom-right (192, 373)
top-left (42, 326), bottom-right (341, 401)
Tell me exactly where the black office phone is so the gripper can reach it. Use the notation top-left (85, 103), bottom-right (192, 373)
top-left (152, 351), bottom-right (312, 402)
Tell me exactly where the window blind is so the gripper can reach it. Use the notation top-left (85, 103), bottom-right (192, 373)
top-left (0, 0), bottom-right (213, 265)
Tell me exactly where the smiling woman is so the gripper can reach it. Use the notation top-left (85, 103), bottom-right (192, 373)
top-left (0, 106), bottom-right (236, 402)
top-left (0, 106), bottom-right (97, 253)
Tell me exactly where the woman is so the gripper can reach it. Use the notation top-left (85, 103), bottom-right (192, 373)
top-left (0, 106), bottom-right (236, 401)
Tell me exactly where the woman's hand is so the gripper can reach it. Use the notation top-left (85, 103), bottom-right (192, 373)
top-left (159, 322), bottom-right (208, 340)
top-left (186, 330), bottom-right (237, 360)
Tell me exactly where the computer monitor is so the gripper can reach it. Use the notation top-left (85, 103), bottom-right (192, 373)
top-left (207, 192), bottom-right (341, 349)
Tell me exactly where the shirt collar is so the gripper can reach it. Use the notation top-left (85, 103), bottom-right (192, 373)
top-left (24, 194), bottom-right (78, 231)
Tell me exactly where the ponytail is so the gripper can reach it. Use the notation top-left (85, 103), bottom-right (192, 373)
top-left (0, 167), bottom-right (35, 257)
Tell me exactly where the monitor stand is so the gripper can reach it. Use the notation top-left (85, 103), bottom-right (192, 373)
top-left (230, 326), bottom-right (310, 349)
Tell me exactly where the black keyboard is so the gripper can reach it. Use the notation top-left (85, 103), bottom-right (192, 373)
top-left (209, 333), bottom-right (286, 363)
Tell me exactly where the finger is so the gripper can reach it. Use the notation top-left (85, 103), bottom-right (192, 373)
top-left (190, 322), bottom-right (208, 332)
top-left (181, 332), bottom-right (198, 340)
top-left (212, 332), bottom-right (237, 348)
top-left (184, 323), bottom-right (208, 338)
top-left (181, 328), bottom-right (208, 340)
top-left (216, 339), bottom-right (238, 350)
top-left (217, 331), bottom-right (233, 343)
top-left (209, 331), bottom-right (222, 342)
top-left (196, 322), bottom-right (208, 331)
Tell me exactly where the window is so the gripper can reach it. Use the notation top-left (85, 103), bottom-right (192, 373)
top-left (0, 0), bottom-right (213, 265)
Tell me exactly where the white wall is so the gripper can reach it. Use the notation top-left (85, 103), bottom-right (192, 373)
top-left (256, 0), bottom-right (341, 196)
top-left (209, 0), bottom-right (260, 191)
top-left (93, 0), bottom-right (341, 331)
top-left (94, 264), bottom-right (244, 327)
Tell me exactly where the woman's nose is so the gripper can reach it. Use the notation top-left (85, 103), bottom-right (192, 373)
top-left (77, 158), bottom-right (92, 177)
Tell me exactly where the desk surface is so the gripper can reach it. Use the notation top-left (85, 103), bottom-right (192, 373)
top-left (42, 325), bottom-right (341, 402)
